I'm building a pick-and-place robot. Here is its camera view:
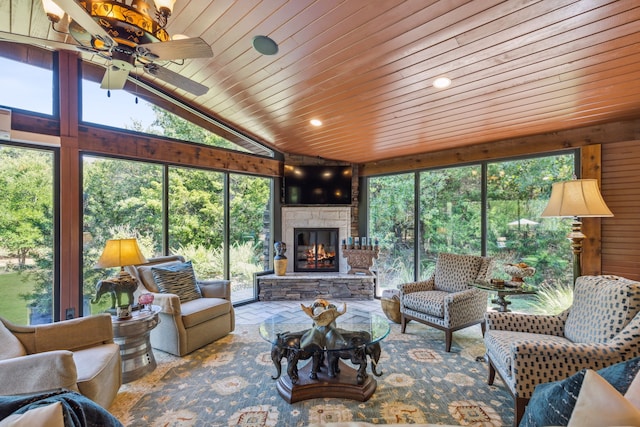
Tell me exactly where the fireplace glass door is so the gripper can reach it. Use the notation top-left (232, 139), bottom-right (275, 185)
top-left (294, 228), bottom-right (339, 272)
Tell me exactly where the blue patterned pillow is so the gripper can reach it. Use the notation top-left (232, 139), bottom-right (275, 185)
top-left (519, 357), bottom-right (640, 427)
top-left (152, 261), bottom-right (202, 303)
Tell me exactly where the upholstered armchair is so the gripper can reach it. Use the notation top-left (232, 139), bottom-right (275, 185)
top-left (0, 313), bottom-right (121, 408)
top-left (126, 255), bottom-right (235, 356)
top-left (399, 252), bottom-right (494, 352)
top-left (484, 275), bottom-right (640, 426)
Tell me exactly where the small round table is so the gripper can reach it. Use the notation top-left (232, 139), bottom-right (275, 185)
top-left (111, 305), bottom-right (160, 383)
top-left (473, 281), bottom-right (537, 312)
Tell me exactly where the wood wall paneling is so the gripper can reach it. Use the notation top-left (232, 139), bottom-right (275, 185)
top-left (601, 140), bottom-right (640, 281)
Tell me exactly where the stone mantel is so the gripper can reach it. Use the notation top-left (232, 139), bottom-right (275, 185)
top-left (258, 273), bottom-right (375, 301)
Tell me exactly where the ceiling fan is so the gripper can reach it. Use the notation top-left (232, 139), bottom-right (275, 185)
top-left (36, 0), bottom-right (213, 96)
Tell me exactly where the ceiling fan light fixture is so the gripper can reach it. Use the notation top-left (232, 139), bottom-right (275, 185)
top-left (253, 35), bottom-right (279, 55)
top-left (42, 0), bottom-right (64, 24)
top-left (154, 0), bottom-right (177, 16)
top-left (432, 76), bottom-right (452, 89)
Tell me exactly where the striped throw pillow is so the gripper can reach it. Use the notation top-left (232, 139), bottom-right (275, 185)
top-left (152, 261), bottom-right (202, 303)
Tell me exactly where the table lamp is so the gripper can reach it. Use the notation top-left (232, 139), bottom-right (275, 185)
top-left (540, 179), bottom-right (613, 284)
top-left (94, 238), bottom-right (148, 316)
top-left (95, 238), bottom-right (147, 277)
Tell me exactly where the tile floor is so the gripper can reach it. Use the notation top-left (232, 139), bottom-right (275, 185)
top-left (234, 299), bottom-right (385, 325)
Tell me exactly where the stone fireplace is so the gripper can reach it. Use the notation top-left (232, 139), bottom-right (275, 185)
top-left (257, 206), bottom-right (374, 301)
top-left (281, 207), bottom-right (351, 273)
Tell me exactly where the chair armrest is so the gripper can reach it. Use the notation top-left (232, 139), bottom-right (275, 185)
top-left (445, 287), bottom-right (481, 303)
top-left (25, 314), bottom-right (114, 353)
top-left (198, 279), bottom-right (231, 300)
top-left (444, 288), bottom-right (488, 326)
top-left (148, 292), bottom-right (181, 315)
top-left (508, 341), bottom-right (626, 392)
top-left (398, 278), bottom-right (435, 295)
top-left (0, 351), bottom-right (79, 395)
top-left (485, 311), bottom-right (566, 336)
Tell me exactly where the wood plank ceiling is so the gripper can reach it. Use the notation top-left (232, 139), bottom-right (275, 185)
top-left (1, 0), bottom-right (640, 164)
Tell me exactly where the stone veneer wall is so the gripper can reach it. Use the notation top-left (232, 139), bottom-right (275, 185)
top-left (281, 206), bottom-right (351, 273)
top-left (258, 273), bottom-right (374, 301)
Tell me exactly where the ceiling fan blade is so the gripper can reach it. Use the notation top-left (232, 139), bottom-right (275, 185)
top-left (100, 66), bottom-right (129, 90)
top-left (138, 37), bottom-right (213, 61)
top-left (0, 31), bottom-right (78, 52)
top-left (52, 0), bottom-right (116, 48)
top-left (143, 64), bottom-right (209, 96)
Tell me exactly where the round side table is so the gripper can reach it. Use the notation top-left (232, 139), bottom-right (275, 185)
top-left (111, 305), bottom-right (161, 383)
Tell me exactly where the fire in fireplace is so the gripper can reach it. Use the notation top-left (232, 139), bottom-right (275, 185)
top-left (294, 228), bottom-right (339, 272)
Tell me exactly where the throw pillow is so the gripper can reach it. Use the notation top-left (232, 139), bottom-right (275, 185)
top-left (0, 402), bottom-right (64, 427)
top-left (625, 368), bottom-right (640, 409)
top-left (152, 261), bottom-right (202, 303)
top-left (568, 369), bottom-right (640, 426)
top-left (519, 356), bottom-right (640, 427)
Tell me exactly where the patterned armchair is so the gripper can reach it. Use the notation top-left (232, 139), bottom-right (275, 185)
top-left (399, 253), bottom-right (494, 352)
top-left (484, 275), bottom-right (640, 426)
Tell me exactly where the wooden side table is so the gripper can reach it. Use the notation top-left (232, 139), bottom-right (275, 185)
top-left (111, 305), bottom-right (160, 383)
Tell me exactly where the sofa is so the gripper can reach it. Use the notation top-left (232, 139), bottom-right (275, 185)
top-left (126, 255), bottom-right (235, 356)
top-left (0, 313), bottom-right (121, 409)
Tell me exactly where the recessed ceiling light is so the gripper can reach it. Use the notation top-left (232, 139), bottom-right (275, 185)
top-left (310, 119), bottom-right (323, 126)
top-left (433, 77), bottom-right (452, 89)
top-left (252, 35), bottom-right (279, 55)
top-left (172, 34), bottom-right (189, 40)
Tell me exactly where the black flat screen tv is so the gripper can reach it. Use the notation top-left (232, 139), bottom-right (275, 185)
top-left (283, 164), bottom-right (352, 205)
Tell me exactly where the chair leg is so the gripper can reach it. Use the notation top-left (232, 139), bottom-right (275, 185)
top-left (400, 314), bottom-right (407, 333)
top-left (487, 359), bottom-right (496, 385)
top-left (514, 397), bottom-right (528, 427)
top-left (445, 331), bottom-right (453, 352)
top-left (480, 321), bottom-right (486, 336)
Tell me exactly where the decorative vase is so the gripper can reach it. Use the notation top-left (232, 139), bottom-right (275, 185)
top-left (274, 241), bottom-right (287, 276)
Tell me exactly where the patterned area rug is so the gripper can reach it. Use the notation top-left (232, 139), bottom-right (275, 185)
top-left (109, 323), bottom-right (514, 426)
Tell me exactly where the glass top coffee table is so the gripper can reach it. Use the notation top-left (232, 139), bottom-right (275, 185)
top-left (473, 280), bottom-right (537, 312)
top-left (259, 306), bottom-right (390, 403)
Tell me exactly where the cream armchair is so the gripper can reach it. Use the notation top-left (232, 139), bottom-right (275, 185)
top-left (399, 252), bottom-right (494, 352)
top-left (0, 313), bottom-right (121, 408)
top-left (484, 275), bottom-right (640, 426)
top-left (126, 255), bottom-right (235, 356)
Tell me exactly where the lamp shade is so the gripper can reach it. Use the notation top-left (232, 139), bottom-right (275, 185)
top-left (540, 179), bottom-right (613, 218)
top-left (95, 238), bottom-right (147, 269)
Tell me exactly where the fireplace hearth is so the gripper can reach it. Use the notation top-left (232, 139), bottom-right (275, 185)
top-left (294, 228), bottom-right (339, 272)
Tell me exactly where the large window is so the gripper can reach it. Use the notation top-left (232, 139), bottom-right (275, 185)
top-left (419, 165), bottom-right (482, 279)
top-left (368, 173), bottom-right (415, 294)
top-left (82, 155), bottom-right (273, 311)
top-left (0, 144), bottom-right (56, 324)
top-left (81, 78), bottom-right (273, 157)
top-left (486, 155), bottom-right (575, 285)
top-left (229, 174), bottom-right (272, 303)
top-left (368, 152), bottom-right (576, 299)
top-left (0, 56), bottom-right (54, 115)
top-left (82, 157), bottom-right (163, 314)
